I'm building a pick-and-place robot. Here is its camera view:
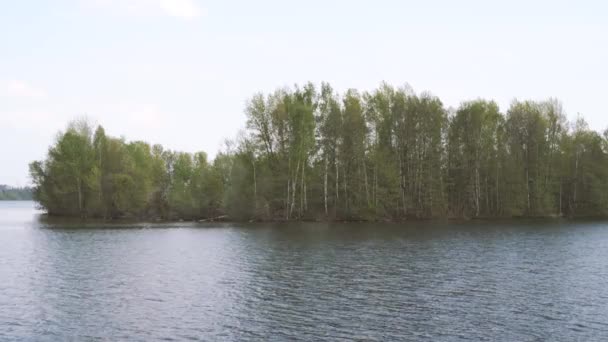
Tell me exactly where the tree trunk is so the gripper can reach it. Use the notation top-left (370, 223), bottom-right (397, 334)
top-left (374, 163), bottom-right (378, 208)
top-left (324, 156), bottom-right (328, 215)
top-left (485, 175), bottom-right (489, 215)
top-left (398, 152), bottom-right (406, 216)
top-left (286, 179), bottom-right (290, 220)
top-left (77, 177), bottom-right (83, 217)
top-left (304, 180), bottom-right (308, 212)
top-left (344, 163), bottom-right (348, 213)
top-left (475, 165), bottom-right (480, 217)
top-left (301, 160), bottom-right (305, 215)
top-left (572, 150), bottom-right (579, 215)
top-left (526, 166), bottom-right (531, 213)
top-left (495, 157), bottom-right (500, 215)
top-left (335, 158), bottom-right (339, 201)
top-left (290, 159), bottom-right (300, 217)
top-left (253, 160), bottom-right (257, 213)
top-left (559, 181), bottom-right (563, 216)
top-left (363, 158), bottom-right (370, 207)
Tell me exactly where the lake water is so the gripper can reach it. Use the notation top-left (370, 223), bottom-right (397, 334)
top-left (1, 201), bottom-right (608, 341)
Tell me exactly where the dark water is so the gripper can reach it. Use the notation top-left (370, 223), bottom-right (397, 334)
top-left (2, 201), bottom-right (608, 341)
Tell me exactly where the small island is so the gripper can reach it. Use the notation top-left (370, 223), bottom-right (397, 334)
top-left (29, 83), bottom-right (608, 221)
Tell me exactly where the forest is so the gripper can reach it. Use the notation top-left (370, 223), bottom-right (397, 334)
top-left (29, 82), bottom-right (608, 221)
top-left (0, 185), bottom-right (33, 201)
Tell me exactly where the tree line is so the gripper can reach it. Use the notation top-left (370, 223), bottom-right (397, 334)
top-left (30, 82), bottom-right (608, 220)
top-left (0, 185), bottom-right (33, 201)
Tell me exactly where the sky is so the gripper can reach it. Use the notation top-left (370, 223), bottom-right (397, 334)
top-left (1, 0), bottom-right (608, 186)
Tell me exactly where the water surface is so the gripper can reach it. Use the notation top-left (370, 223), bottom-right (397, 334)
top-left (1, 201), bottom-right (608, 341)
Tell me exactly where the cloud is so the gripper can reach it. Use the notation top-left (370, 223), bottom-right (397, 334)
top-left (87, 0), bottom-right (206, 19)
top-left (0, 80), bottom-right (47, 99)
top-left (158, 0), bottom-right (204, 19)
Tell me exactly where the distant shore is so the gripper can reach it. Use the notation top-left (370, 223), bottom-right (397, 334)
top-left (35, 211), bottom-right (606, 225)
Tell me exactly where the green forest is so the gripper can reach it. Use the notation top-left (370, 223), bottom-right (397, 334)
top-left (0, 185), bottom-right (33, 201)
top-left (29, 82), bottom-right (608, 221)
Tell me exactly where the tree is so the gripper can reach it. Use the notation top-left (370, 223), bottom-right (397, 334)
top-left (29, 83), bottom-right (608, 221)
top-left (448, 100), bottom-right (503, 217)
top-left (30, 119), bottom-right (97, 217)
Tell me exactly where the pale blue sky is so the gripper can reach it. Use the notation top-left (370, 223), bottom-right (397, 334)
top-left (1, 0), bottom-right (608, 185)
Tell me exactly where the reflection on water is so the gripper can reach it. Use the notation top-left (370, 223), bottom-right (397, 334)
top-left (1, 201), bottom-right (608, 341)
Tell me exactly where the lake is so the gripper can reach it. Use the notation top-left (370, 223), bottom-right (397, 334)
top-left (1, 201), bottom-right (608, 341)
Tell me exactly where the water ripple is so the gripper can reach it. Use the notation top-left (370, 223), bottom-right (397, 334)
top-left (1, 203), bottom-right (608, 340)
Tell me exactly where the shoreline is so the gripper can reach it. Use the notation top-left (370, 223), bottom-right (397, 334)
top-left (35, 212), bottom-right (608, 225)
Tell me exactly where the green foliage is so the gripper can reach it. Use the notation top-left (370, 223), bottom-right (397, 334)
top-left (30, 121), bottom-right (224, 220)
top-left (448, 100), bottom-right (504, 217)
top-left (29, 83), bottom-right (608, 220)
top-left (0, 185), bottom-right (33, 200)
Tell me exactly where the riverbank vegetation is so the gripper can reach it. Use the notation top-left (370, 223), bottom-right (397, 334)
top-left (29, 82), bottom-right (608, 221)
top-left (0, 185), bottom-right (33, 201)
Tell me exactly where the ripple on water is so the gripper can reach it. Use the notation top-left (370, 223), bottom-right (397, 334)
top-left (2, 204), bottom-right (608, 340)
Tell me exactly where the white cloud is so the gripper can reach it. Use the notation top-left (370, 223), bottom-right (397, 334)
top-left (158, 0), bottom-right (204, 19)
top-left (87, 0), bottom-right (205, 19)
top-left (0, 80), bottom-right (47, 99)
